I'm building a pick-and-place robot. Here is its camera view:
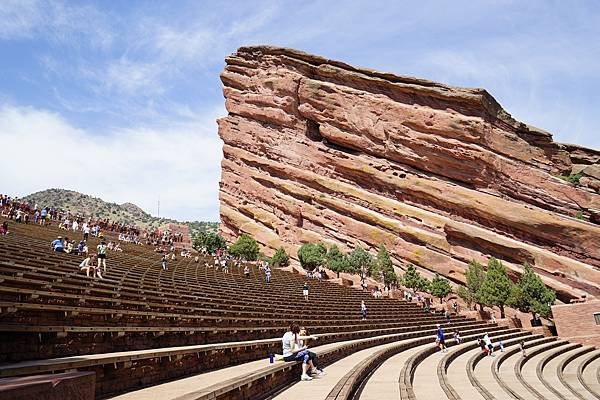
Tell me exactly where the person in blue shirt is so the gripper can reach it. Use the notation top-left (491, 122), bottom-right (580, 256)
top-left (436, 324), bottom-right (447, 352)
top-left (51, 236), bottom-right (64, 252)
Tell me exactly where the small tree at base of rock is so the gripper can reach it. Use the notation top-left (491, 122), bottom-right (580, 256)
top-left (326, 244), bottom-right (350, 278)
top-left (430, 274), bottom-right (452, 303)
top-left (228, 234), bottom-right (260, 261)
top-left (270, 247), bottom-right (290, 268)
top-left (403, 264), bottom-right (422, 291)
top-left (479, 257), bottom-right (513, 318)
top-left (297, 243), bottom-right (327, 271)
top-left (416, 275), bottom-right (431, 293)
top-left (509, 262), bottom-right (556, 319)
top-left (377, 244), bottom-right (398, 286)
top-left (193, 232), bottom-right (226, 254)
top-left (457, 285), bottom-right (473, 308)
top-left (465, 260), bottom-right (486, 311)
top-left (348, 247), bottom-right (374, 287)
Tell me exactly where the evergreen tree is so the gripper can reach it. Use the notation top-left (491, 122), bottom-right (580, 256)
top-left (465, 260), bottom-right (486, 310)
top-left (417, 275), bottom-right (431, 293)
top-left (377, 244), bottom-right (397, 286)
top-left (297, 243), bottom-right (327, 271)
top-left (479, 257), bottom-right (513, 318)
top-left (228, 234), bottom-right (260, 261)
top-left (326, 245), bottom-right (350, 278)
top-left (509, 263), bottom-right (556, 318)
top-left (348, 247), bottom-right (374, 285)
top-left (192, 232), bottom-right (226, 254)
top-left (270, 247), bottom-right (290, 268)
top-left (430, 274), bottom-right (452, 302)
top-left (403, 264), bottom-right (422, 291)
top-left (457, 285), bottom-right (472, 308)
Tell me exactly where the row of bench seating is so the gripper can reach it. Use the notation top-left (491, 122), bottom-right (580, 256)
top-left (0, 218), bottom-right (485, 398)
top-left (5, 218), bottom-right (595, 399)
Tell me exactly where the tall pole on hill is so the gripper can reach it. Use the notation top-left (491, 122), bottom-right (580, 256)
top-left (157, 198), bottom-right (160, 218)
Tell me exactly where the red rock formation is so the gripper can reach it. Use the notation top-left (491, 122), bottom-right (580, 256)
top-left (218, 45), bottom-right (600, 302)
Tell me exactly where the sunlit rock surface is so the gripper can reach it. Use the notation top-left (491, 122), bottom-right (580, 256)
top-left (218, 45), bottom-right (600, 302)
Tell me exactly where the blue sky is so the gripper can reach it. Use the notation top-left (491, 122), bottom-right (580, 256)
top-left (1, 0), bottom-right (599, 221)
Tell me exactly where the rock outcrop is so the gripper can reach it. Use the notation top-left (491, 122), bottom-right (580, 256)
top-left (217, 45), bottom-right (600, 302)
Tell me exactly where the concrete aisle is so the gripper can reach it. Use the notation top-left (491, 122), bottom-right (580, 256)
top-left (359, 341), bottom-right (432, 400)
top-left (519, 343), bottom-right (569, 400)
top-left (445, 345), bottom-right (486, 400)
top-left (563, 349), bottom-right (600, 400)
top-left (273, 340), bottom-right (405, 400)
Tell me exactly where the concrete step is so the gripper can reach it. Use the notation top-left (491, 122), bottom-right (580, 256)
top-left (519, 341), bottom-right (573, 400)
top-left (580, 351), bottom-right (600, 399)
top-left (496, 337), bottom-right (557, 400)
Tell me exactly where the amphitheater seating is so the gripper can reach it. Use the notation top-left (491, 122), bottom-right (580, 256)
top-left (0, 217), bottom-right (598, 400)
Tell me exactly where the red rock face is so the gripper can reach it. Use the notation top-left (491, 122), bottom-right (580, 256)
top-left (218, 45), bottom-right (600, 302)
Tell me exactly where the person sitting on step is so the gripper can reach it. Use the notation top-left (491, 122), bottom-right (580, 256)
top-left (281, 323), bottom-right (321, 381)
top-left (51, 236), bottom-right (64, 252)
top-left (298, 326), bottom-right (325, 377)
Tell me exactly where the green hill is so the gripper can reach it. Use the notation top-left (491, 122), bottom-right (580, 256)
top-left (21, 188), bottom-right (218, 235)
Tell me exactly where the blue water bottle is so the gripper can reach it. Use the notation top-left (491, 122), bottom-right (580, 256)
top-left (269, 353), bottom-right (274, 363)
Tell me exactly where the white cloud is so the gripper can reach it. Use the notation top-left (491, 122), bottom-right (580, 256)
top-left (104, 58), bottom-right (166, 95)
top-left (0, 0), bottom-right (41, 39)
top-left (0, 104), bottom-right (224, 221)
top-left (0, 0), bottom-right (113, 48)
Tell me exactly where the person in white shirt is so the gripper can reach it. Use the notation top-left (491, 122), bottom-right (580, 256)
top-left (483, 333), bottom-right (494, 355)
top-left (281, 323), bottom-right (323, 381)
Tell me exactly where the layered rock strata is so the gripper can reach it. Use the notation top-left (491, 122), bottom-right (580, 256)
top-left (218, 45), bottom-right (600, 302)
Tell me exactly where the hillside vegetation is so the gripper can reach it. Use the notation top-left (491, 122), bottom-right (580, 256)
top-left (22, 188), bottom-right (218, 234)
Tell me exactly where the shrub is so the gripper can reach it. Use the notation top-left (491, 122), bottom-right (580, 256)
top-left (270, 247), bottom-right (290, 267)
top-left (509, 263), bottom-right (556, 318)
top-left (465, 260), bottom-right (486, 310)
top-left (567, 172), bottom-right (583, 185)
top-left (430, 274), bottom-right (452, 302)
top-left (298, 243), bottom-right (327, 271)
top-left (457, 285), bottom-right (472, 307)
top-left (348, 247), bottom-right (374, 279)
top-left (325, 245), bottom-right (351, 278)
top-left (479, 257), bottom-right (514, 318)
top-left (193, 232), bottom-right (226, 254)
top-left (403, 264), bottom-right (426, 291)
top-left (377, 244), bottom-right (397, 286)
top-left (228, 234), bottom-right (260, 261)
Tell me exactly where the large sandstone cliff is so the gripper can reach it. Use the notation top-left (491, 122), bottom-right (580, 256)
top-left (217, 45), bottom-right (600, 302)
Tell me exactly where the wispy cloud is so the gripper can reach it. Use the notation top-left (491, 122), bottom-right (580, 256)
top-left (0, 0), bottom-right (113, 48)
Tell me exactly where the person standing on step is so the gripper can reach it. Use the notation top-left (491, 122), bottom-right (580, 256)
top-left (265, 265), bottom-right (272, 283)
top-left (483, 333), bottom-right (494, 356)
top-left (519, 340), bottom-right (526, 357)
top-left (83, 223), bottom-right (90, 241)
top-left (97, 240), bottom-right (107, 272)
top-left (244, 265), bottom-right (250, 278)
top-left (436, 324), bottom-right (447, 352)
top-left (361, 300), bottom-right (367, 320)
top-left (161, 254), bottom-right (168, 271)
top-left (303, 282), bottom-right (310, 301)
